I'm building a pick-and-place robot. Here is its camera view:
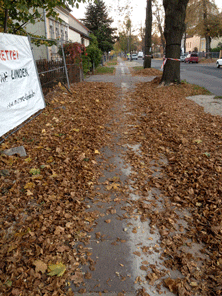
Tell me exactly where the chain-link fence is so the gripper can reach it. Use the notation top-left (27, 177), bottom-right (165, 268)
top-left (30, 37), bottom-right (83, 95)
top-left (198, 51), bottom-right (220, 59)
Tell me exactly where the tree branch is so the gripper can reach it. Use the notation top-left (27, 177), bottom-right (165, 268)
top-left (13, 13), bottom-right (43, 34)
top-left (4, 9), bottom-right (9, 33)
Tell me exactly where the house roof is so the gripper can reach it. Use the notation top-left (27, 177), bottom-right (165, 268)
top-left (69, 13), bottom-right (90, 32)
top-left (58, 5), bottom-right (72, 14)
top-left (69, 25), bottom-right (91, 40)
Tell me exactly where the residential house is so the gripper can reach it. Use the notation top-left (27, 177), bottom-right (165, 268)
top-left (26, 6), bottom-right (90, 61)
top-left (184, 35), bottom-right (222, 54)
top-left (68, 14), bottom-right (90, 47)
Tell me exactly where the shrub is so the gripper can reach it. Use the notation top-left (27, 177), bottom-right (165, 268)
top-left (210, 47), bottom-right (222, 52)
top-left (86, 34), bottom-right (102, 69)
top-left (59, 34), bottom-right (102, 75)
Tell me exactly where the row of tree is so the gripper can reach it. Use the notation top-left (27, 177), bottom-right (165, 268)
top-left (117, 0), bottom-right (222, 57)
top-left (152, 0), bottom-right (222, 55)
top-left (154, 0), bottom-right (222, 83)
top-left (186, 0), bottom-right (222, 56)
top-left (116, 0), bottom-right (222, 83)
top-left (1, 0), bottom-right (222, 84)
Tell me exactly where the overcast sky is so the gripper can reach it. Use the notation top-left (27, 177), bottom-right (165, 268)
top-left (72, 0), bottom-right (222, 32)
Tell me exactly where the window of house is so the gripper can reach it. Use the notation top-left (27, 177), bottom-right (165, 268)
top-left (55, 23), bottom-right (59, 39)
top-left (65, 27), bottom-right (68, 42)
top-left (49, 20), bottom-right (54, 39)
top-left (201, 41), bottom-right (204, 50)
top-left (61, 26), bottom-right (64, 41)
top-left (81, 37), bottom-right (84, 46)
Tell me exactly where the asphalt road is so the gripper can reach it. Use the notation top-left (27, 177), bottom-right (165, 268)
top-left (135, 59), bottom-right (222, 96)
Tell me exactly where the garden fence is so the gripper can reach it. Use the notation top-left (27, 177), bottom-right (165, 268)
top-left (198, 51), bottom-right (220, 59)
top-left (30, 36), bottom-right (83, 94)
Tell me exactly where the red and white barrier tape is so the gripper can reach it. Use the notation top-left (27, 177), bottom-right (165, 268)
top-left (161, 57), bottom-right (180, 69)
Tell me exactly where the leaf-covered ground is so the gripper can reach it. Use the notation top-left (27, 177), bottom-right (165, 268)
top-left (0, 73), bottom-right (222, 296)
top-left (0, 82), bottom-right (116, 295)
top-left (124, 77), bottom-right (222, 295)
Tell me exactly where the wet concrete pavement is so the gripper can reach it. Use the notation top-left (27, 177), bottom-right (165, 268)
top-left (72, 59), bottom-right (177, 295)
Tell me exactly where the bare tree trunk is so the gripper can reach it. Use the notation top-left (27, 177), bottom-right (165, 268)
top-left (144, 0), bottom-right (152, 68)
top-left (184, 26), bottom-right (186, 53)
top-left (203, 0), bottom-right (211, 58)
top-left (153, 0), bottom-right (165, 53)
top-left (4, 9), bottom-right (9, 33)
top-left (130, 23), bottom-right (132, 61)
top-left (159, 24), bottom-right (166, 54)
top-left (205, 35), bottom-right (211, 58)
top-left (161, 0), bottom-right (189, 85)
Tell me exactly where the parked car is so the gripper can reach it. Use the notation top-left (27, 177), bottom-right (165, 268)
top-left (216, 58), bottom-right (222, 68)
top-left (180, 53), bottom-right (188, 62)
top-left (138, 51), bottom-right (144, 59)
top-left (184, 53), bottom-right (199, 63)
top-left (131, 54), bottom-right (138, 60)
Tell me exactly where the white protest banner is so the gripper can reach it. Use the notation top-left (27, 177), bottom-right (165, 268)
top-left (0, 33), bottom-right (45, 137)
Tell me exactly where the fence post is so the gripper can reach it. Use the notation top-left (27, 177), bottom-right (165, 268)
top-left (28, 35), bottom-right (46, 107)
top-left (60, 39), bottom-right (70, 89)
top-left (92, 61), bottom-right (95, 74)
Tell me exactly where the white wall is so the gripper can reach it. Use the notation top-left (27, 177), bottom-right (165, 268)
top-left (55, 7), bottom-right (69, 24)
top-left (211, 37), bottom-right (222, 49)
top-left (69, 14), bottom-right (89, 36)
top-left (69, 30), bottom-right (81, 43)
top-left (85, 39), bottom-right (90, 47)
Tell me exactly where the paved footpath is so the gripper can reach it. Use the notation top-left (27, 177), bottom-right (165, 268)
top-left (72, 59), bottom-right (222, 296)
top-left (72, 59), bottom-right (177, 295)
top-left (85, 59), bottom-right (154, 86)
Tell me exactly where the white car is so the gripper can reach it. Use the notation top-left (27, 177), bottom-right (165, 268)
top-left (138, 51), bottom-right (144, 59)
top-left (131, 54), bottom-right (138, 60)
top-left (216, 58), bottom-right (222, 68)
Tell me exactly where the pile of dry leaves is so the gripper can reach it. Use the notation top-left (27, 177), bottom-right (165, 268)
top-left (1, 73), bottom-right (221, 296)
top-left (0, 82), bottom-right (116, 295)
top-left (124, 78), bottom-right (222, 295)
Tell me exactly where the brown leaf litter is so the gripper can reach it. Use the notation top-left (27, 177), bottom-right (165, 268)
top-left (0, 82), bottom-right (116, 295)
top-left (1, 74), bottom-right (221, 296)
top-left (124, 77), bottom-right (222, 295)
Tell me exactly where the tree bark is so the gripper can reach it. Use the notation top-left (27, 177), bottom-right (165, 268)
top-left (144, 0), bottom-right (152, 68)
top-left (153, 0), bottom-right (165, 53)
top-left (203, 0), bottom-right (211, 58)
top-left (159, 24), bottom-right (166, 54)
top-left (184, 27), bottom-right (186, 53)
top-left (4, 9), bottom-right (9, 33)
top-left (161, 0), bottom-right (189, 85)
top-left (205, 35), bottom-right (211, 58)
